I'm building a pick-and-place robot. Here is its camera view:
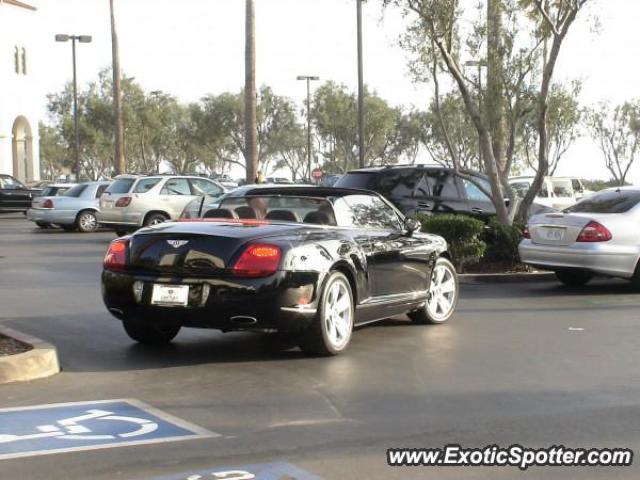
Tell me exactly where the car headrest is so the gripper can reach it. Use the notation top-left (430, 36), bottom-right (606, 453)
top-left (303, 211), bottom-right (333, 225)
top-left (265, 209), bottom-right (300, 223)
top-left (235, 206), bottom-right (257, 219)
top-left (203, 208), bottom-right (237, 219)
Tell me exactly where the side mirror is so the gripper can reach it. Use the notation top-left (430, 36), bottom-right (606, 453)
top-left (404, 217), bottom-right (421, 236)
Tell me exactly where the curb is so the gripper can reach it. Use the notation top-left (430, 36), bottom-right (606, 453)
top-left (459, 272), bottom-right (555, 284)
top-left (0, 326), bottom-right (60, 384)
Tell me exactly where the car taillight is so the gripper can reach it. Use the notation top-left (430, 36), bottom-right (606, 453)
top-left (42, 199), bottom-right (54, 209)
top-left (232, 244), bottom-right (281, 277)
top-left (523, 226), bottom-right (531, 239)
top-left (115, 197), bottom-right (132, 207)
top-left (576, 221), bottom-right (612, 242)
top-left (103, 238), bottom-right (128, 271)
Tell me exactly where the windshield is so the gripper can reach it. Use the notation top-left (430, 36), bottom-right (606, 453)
top-left (334, 172), bottom-right (377, 190)
top-left (565, 190), bottom-right (640, 214)
top-left (220, 195), bottom-right (336, 224)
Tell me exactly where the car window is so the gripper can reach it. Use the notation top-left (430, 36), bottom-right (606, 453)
top-left (105, 178), bottom-right (135, 194)
top-left (511, 182), bottom-right (530, 198)
top-left (333, 172), bottom-right (377, 190)
top-left (190, 178), bottom-right (223, 197)
top-left (376, 170), bottom-right (418, 198)
top-left (1, 176), bottom-right (24, 189)
top-left (133, 178), bottom-right (161, 193)
top-left (462, 178), bottom-right (490, 202)
top-left (333, 194), bottom-right (402, 231)
top-left (565, 190), bottom-right (640, 214)
top-left (425, 171), bottom-right (458, 198)
top-left (551, 179), bottom-right (573, 198)
top-left (95, 184), bottom-right (109, 198)
top-left (161, 178), bottom-right (192, 196)
top-left (63, 184), bottom-right (88, 198)
top-left (571, 179), bottom-right (583, 192)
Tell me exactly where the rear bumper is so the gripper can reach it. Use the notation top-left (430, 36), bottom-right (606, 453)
top-left (98, 209), bottom-right (144, 228)
top-left (102, 269), bottom-right (323, 332)
top-left (519, 240), bottom-right (639, 278)
top-left (27, 208), bottom-right (77, 225)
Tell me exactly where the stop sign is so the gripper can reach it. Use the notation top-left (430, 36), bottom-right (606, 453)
top-left (311, 168), bottom-right (323, 180)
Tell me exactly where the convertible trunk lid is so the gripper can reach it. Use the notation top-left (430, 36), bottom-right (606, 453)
top-left (128, 219), bottom-right (304, 275)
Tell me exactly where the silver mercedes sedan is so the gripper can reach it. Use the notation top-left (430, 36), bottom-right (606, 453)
top-left (519, 187), bottom-right (640, 287)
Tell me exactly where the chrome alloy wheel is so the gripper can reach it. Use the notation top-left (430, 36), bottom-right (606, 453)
top-left (323, 278), bottom-right (353, 350)
top-left (78, 211), bottom-right (98, 232)
top-left (426, 262), bottom-right (457, 322)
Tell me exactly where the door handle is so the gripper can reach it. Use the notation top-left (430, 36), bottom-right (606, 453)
top-left (417, 201), bottom-right (432, 208)
top-left (471, 207), bottom-right (484, 214)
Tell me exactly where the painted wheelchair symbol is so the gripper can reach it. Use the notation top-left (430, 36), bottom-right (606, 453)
top-left (0, 409), bottom-right (159, 443)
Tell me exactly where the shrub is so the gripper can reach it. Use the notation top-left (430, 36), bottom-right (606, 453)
top-left (482, 218), bottom-right (525, 268)
top-left (418, 214), bottom-right (486, 271)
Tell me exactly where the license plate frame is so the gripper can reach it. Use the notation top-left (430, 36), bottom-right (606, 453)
top-left (542, 227), bottom-right (566, 241)
top-left (151, 284), bottom-right (190, 306)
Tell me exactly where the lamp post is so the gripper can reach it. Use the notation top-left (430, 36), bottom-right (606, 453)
top-left (55, 34), bottom-right (92, 180)
top-left (297, 75), bottom-right (320, 181)
top-left (357, 0), bottom-right (365, 168)
top-left (464, 60), bottom-right (486, 166)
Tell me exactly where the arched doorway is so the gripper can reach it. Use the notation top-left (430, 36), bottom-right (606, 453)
top-left (12, 116), bottom-right (33, 182)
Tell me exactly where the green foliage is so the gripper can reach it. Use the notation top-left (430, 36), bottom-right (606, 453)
top-left (585, 100), bottom-right (640, 186)
top-left (418, 214), bottom-right (486, 271)
top-left (482, 218), bottom-right (524, 268)
top-left (582, 178), bottom-right (631, 192)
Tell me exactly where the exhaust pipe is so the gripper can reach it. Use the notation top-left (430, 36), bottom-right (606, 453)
top-left (230, 316), bottom-right (258, 325)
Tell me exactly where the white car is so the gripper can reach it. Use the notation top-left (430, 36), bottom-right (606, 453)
top-left (519, 187), bottom-right (640, 287)
top-left (509, 176), bottom-right (577, 210)
top-left (98, 175), bottom-right (226, 235)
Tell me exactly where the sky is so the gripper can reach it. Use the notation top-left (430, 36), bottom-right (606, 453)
top-left (28, 0), bottom-right (640, 182)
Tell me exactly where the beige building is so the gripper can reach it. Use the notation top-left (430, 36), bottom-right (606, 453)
top-left (0, 0), bottom-right (40, 182)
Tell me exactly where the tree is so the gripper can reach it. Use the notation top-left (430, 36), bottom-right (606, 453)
top-left (312, 81), bottom-right (405, 172)
top-left (586, 101), bottom-right (640, 186)
top-left (244, 0), bottom-right (258, 182)
top-left (521, 81), bottom-right (582, 175)
top-left (384, 0), bottom-right (591, 224)
top-left (39, 122), bottom-right (71, 179)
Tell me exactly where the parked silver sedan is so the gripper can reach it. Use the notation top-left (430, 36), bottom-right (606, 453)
top-left (519, 187), bottom-right (640, 287)
top-left (27, 181), bottom-right (111, 232)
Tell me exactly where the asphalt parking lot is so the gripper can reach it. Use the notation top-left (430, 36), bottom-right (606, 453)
top-left (1, 213), bottom-right (639, 479)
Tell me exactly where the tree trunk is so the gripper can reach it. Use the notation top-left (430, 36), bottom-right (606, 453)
top-left (486, 0), bottom-right (507, 173)
top-left (110, 0), bottom-right (125, 175)
top-left (244, 0), bottom-right (258, 183)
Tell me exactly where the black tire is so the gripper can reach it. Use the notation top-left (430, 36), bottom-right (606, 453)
top-left (299, 271), bottom-right (354, 356)
top-left (122, 318), bottom-right (180, 345)
top-left (75, 210), bottom-right (99, 233)
top-left (144, 213), bottom-right (168, 227)
top-left (115, 229), bottom-right (129, 237)
top-left (35, 222), bottom-right (50, 229)
top-left (408, 257), bottom-right (458, 324)
top-left (60, 224), bottom-right (77, 232)
top-left (555, 269), bottom-right (592, 287)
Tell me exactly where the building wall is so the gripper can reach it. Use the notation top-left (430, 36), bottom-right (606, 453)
top-left (0, 2), bottom-right (41, 182)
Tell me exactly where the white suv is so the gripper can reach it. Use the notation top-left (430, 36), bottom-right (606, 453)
top-left (98, 175), bottom-right (226, 235)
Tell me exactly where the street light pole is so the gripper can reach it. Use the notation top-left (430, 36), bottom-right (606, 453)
top-left (357, 0), bottom-right (365, 168)
top-left (297, 75), bottom-right (319, 181)
top-left (55, 34), bottom-right (92, 180)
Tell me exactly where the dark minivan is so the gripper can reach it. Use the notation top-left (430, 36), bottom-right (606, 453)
top-left (334, 165), bottom-right (500, 220)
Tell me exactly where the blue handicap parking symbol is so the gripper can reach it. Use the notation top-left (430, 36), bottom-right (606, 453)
top-left (0, 399), bottom-right (216, 460)
top-left (153, 462), bottom-right (323, 480)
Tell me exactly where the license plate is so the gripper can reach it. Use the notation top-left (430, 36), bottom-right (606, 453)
top-left (543, 227), bottom-right (565, 241)
top-left (151, 284), bottom-right (189, 306)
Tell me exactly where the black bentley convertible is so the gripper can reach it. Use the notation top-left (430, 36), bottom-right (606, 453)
top-left (102, 187), bottom-right (458, 355)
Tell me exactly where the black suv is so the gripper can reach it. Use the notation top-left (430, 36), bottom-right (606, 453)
top-left (335, 165), bottom-right (541, 220)
top-left (0, 174), bottom-right (42, 213)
